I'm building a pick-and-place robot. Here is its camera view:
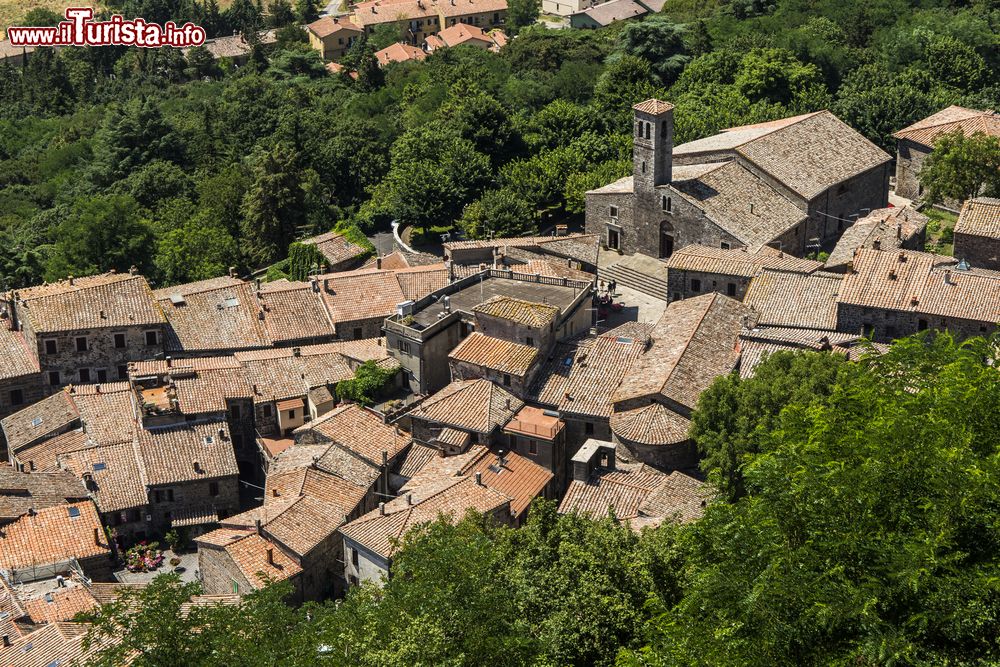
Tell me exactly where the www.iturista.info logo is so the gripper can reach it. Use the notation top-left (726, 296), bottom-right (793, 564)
top-left (7, 7), bottom-right (207, 48)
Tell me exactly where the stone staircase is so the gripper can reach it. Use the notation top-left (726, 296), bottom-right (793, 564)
top-left (599, 254), bottom-right (669, 301)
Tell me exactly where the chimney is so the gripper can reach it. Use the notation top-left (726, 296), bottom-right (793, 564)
top-left (166, 355), bottom-right (172, 368)
top-left (228, 266), bottom-right (237, 278)
top-left (266, 547), bottom-right (274, 565)
top-left (193, 460), bottom-right (202, 474)
top-left (406, 493), bottom-right (413, 505)
top-left (943, 270), bottom-right (952, 285)
top-left (95, 384), bottom-right (101, 394)
top-left (897, 224), bottom-right (902, 240)
top-left (68, 275), bottom-right (74, 285)
top-left (324, 278), bottom-right (332, 293)
top-left (99, 309), bottom-right (106, 319)
top-left (872, 239), bottom-right (881, 251)
top-left (255, 518), bottom-right (262, 534)
top-left (93, 527), bottom-right (101, 545)
top-left (376, 256), bottom-right (382, 269)
top-left (474, 471), bottom-right (483, 486)
top-left (258, 308), bottom-right (265, 321)
top-left (311, 277), bottom-right (319, 293)
top-left (129, 265), bottom-right (138, 275)
top-left (293, 347), bottom-right (301, 357)
top-left (272, 488), bottom-right (279, 497)
top-left (379, 502), bottom-right (385, 515)
top-left (255, 278), bottom-right (262, 291)
top-left (2, 635), bottom-right (9, 647)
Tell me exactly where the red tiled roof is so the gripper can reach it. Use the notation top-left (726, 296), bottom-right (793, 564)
top-left (893, 105), bottom-right (1000, 147)
top-left (0, 501), bottom-right (110, 570)
top-left (14, 273), bottom-right (165, 333)
top-left (955, 197), bottom-right (1000, 240)
top-left (408, 378), bottom-right (522, 434)
top-left (448, 332), bottom-right (538, 376)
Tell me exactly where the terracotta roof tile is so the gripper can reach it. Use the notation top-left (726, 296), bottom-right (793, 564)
top-left (837, 248), bottom-right (1000, 323)
top-left (610, 403), bottom-right (690, 446)
top-left (157, 280), bottom-right (269, 354)
top-left (893, 105), bottom-right (1000, 147)
top-left (448, 332), bottom-right (538, 376)
top-left (222, 495), bottom-right (344, 558)
top-left (0, 467), bottom-right (88, 520)
top-left (955, 197), bottom-right (1000, 240)
top-left (374, 42), bottom-right (427, 66)
top-left (340, 474), bottom-right (510, 558)
top-left (21, 583), bottom-right (99, 624)
top-left (744, 270), bottom-right (843, 330)
top-left (637, 471), bottom-right (709, 523)
top-left (269, 443), bottom-right (381, 490)
top-left (2, 621), bottom-right (95, 667)
top-left (137, 420), bottom-right (237, 486)
top-left (58, 442), bottom-right (148, 513)
top-left (408, 378), bottom-right (522, 434)
top-left (67, 382), bottom-right (137, 446)
top-left (473, 295), bottom-right (559, 327)
top-left (664, 244), bottom-right (822, 278)
top-left (13, 429), bottom-right (93, 473)
top-left (13, 273), bottom-right (165, 333)
top-left (294, 404), bottom-right (409, 466)
top-left (558, 461), bottom-right (667, 519)
top-left (264, 466), bottom-right (368, 518)
top-left (0, 501), bottom-right (111, 570)
top-left (825, 206), bottom-right (928, 270)
top-left (221, 532), bottom-right (302, 588)
top-left (632, 99), bottom-right (674, 115)
top-left (256, 281), bottom-right (335, 344)
top-left (613, 293), bottom-right (746, 409)
top-left (2, 392), bottom-right (79, 453)
top-left (393, 443), bottom-right (440, 479)
top-left (0, 328), bottom-right (39, 381)
top-left (300, 231), bottom-right (368, 268)
top-left (307, 16), bottom-right (362, 38)
top-left (574, 0), bottom-right (647, 25)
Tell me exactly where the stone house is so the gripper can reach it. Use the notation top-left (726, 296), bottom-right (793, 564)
top-left (181, 29), bottom-right (277, 66)
top-left (306, 16), bottom-right (362, 61)
top-left (0, 327), bottom-right (44, 427)
top-left (835, 248), bottom-right (1000, 342)
top-left (400, 378), bottom-right (523, 451)
top-left (340, 473), bottom-right (512, 586)
top-left (501, 405), bottom-right (568, 493)
top-left (559, 440), bottom-right (708, 528)
top-left (299, 231), bottom-right (369, 272)
top-left (609, 293), bottom-right (748, 469)
top-left (0, 467), bottom-right (88, 527)
top-left (0, 501), bottom-right (114, 583)
top-left (823, 206), bottom-right (928, 273)
top-left (448, 332), bottom-right (539, 398)
top-left (953, 198), bottom-right (1000, 271)
top-left (663, 244), bottom-right (823, 303)
top-left (155, 277), bottom-right (270, 356)
top-left (570, 0), bottom-right (646, 28)
top-left (315, 264), bottom-right (449, 341)
top-left (400, 444), bottom-right (554, 526)
top-left (196, 527), bottom-right (304, 599)
top-left (383, 269), bottom-right (593, 395)
top-left (586, 100), bottom-right (891, 260)
top-left (351, 0), bottom-right (507, 47)
top-left (529, 321), bottom-right (652, 450)
top-left (743, 270), bottom-right (844, 332)
top-left (424, 22), bottom-right (506, 52)
top-left (8, 272), bottom-right (167, 389)
top-left (0, 40), bottom-right (35, 67)
top-left (374, 41), bottom-right (427, 67)
top-left (892, 106), bottom-right (1000, 203)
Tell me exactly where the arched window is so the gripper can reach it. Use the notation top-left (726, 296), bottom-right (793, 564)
top-left (636, 121), bottom-right (642, 138)
top-left (661, 120), bottom-right (667, 135)
top-left (641, 161), bottom-right (646, 174)
top-left (661, 195), bottom-right (672, 212)
top-left (666, 196), bottom-right (671, 212)
top-left (644, 122), bottom-right (651, 140)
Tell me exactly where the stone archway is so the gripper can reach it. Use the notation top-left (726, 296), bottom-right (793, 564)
top-left (659, 220), bottom-right (675, 258)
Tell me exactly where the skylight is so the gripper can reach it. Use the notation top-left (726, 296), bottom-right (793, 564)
top-left (30, 417), bottom-right (42, 427)
top-left (93, 462), bottom-right (107, 471)
top-left (67, 506), bottom-right (81, 518)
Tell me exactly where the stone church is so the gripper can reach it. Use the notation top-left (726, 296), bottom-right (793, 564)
top-left (585, 99), bottom-right (892, 260)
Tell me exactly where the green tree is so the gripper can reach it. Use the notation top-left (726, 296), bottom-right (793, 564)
top-left (92, 98), bottom-right (184, 186)
top-left (268, 0), bottom-right (297, 27)
top-left (691, 350), bottom-right (846, 501)
top-left (240, 144), bottom-right (309, 267)
top-left (458, 188), bottom-right (537, 239)
top-left (295, 0), bottom-right (319, 22)
top-left (610, 15), bottom-right (690, 86)
top-left (45, 195), bottom-right (156, 281)
top-left (335, 360), bottom-right (397, 405)
top-left (920, 130), bottom-right (1000, 203)
top-left (155, 211), bottom-right (241, 286)
top-left (507, 0), bottom-right (540, 33)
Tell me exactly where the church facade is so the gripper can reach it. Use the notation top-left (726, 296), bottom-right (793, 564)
top-left (585, 100), bottom-right (892, 260)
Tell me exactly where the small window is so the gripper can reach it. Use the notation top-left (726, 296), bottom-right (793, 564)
top-left (154, 490), bottom-right (163, 503)
top-left (117, 365), bottom-right (128, 380)
top-left (145, 330), bottom-right (158, 346)
top-left (288, 409), bottom-right (296, 419)
top-left (918, 319), bottom-right (928, 331)
top-left (609, 205), bottom-right (618, 219)
top-left (727, 283), bottom-right (737, 297)
top-left (166, 489), bottom-right (174, 502)
top-left (44, 339), bottom-right (57, 355)
top-left (721, 242), bottom-right (731, 250)
top-left (209, 481), bottom-right (219, 497)
top-left (113, 333), bottom-right (126, 349)
top-left (96, 369), bottom-right (107, 383)
top-left (353, 327), bottom-right (363, 340)
top-left (75, 337), bottom-right (87, 352)
top-left (351, 548), bottom-right (359, 569)
top-left (526, 337), bottom-right (534, 346)
top-left (641, 161), bottom-right (646, 174)
top-left (79, 368), bottom-right (90, 383)
top-left (503, 374), bottom-right (511, 386)
top-left (585, 422), bottom-right (594, 435)
top-left (644, 123), bottom-right (650, 140)
top-left (528, 439), bottom-right (537, 455)
top-left (263, 404), bottom-right (273, 418)
top-left (9, 389), bottom-right (23, 406)
top-left (48, 371), bottom-right (60, 386)
top-left (691, 279), bottom-right (702, 292)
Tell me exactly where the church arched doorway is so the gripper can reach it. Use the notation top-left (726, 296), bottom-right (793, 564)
top-left (659, 221), bottom-right (675, 258)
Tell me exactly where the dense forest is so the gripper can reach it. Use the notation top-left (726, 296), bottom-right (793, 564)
top-left (81, 332), bottom-right (1000, 665)
top-left (1, 0), bottom-right (998, 289)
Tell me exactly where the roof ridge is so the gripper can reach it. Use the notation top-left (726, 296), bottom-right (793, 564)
top-left (656, 295), bottom-right (716, 394)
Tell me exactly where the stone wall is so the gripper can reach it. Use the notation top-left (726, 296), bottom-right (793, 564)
top-left (613, 434), bottom-right (698, 470)
top-left (584, 192), bottom-right (635, 253)
top-left (199, 544), bottom-right (253, 595)
top-left (20, 324), bottom-right (166, 388)
top-left (805, 163), bottom-right (892, 248)
top-left (666, 269), bottom-right (751, 303)
top-left (0, 374), bottom-right (45, 425)
top-left (954, 232), bottom-right (1000, 271)
top-left (449, 360), bottom-right (530, 399)
top-left (475, 312), bottom-right (553, 353)
top-left (146, 476), bottom-right (240, 536)
top-left (343, 538), bottom-right (390, 587)
top-left (334, 317), bottom-right (383, 341)
top-left (835, 303), bottom-right (997, 342)
top-left (895, 140), bottom-right (930, 201)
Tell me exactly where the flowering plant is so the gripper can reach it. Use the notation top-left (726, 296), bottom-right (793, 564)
top-left (125, 541), bottom-right (164, 572)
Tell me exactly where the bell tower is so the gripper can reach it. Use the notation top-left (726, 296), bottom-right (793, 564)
top-left (632, 99), bottom-right (674, 198)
